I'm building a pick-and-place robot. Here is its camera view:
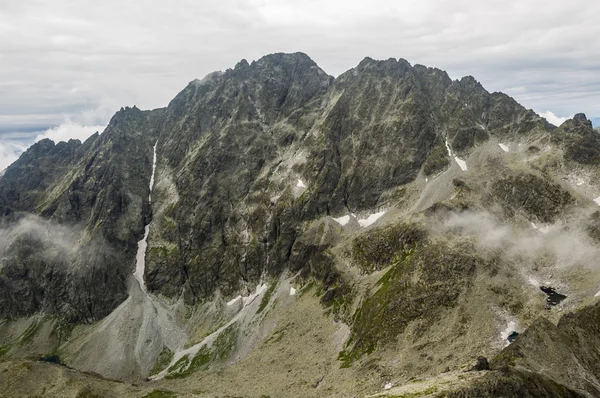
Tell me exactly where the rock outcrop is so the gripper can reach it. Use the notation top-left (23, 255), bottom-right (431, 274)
top-left (3, 52), bottom-right (600, 397)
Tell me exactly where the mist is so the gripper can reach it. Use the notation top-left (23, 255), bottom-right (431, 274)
top-left (441, 210), bottom-right (600, 271)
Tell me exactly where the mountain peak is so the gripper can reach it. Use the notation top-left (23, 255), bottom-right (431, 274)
top-left (5, 51), bottom-right (600, 397)
top-left (235, 58), bottom-right (250, 69)
top-left (253, 51), bottom-right (318, 68)
top-left (573, 112), bottom-right (591, 125)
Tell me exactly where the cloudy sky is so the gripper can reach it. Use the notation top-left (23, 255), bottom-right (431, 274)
top-left (1, 0), bottom-right (599, 170)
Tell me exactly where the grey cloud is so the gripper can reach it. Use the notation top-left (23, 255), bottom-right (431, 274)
top-left (442, 211), bottom-right (600, 270)
top-left (0, 0), bottom-right (598, 140)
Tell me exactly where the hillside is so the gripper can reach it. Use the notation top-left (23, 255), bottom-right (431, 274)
top-left (2, 53), bottom-right (600, 397)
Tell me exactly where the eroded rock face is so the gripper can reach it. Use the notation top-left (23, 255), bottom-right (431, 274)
top-left (552, 113), bottom-right (600, 164)
top-left (4, 52), bottom-right (600, 396)
top-left (0, 52), bottom-right (574, 321)
top-left (144, 54), bottom-right (549, 303)
top-left (0, 106), bottom-right (163, 322)
top-left (491, 173), bottom-right (574, 223)
top-left (473, 301), bottom-right (600, 397)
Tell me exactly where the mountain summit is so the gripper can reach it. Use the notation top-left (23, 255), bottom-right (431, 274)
top-left (2, 53), bottom-right (600, 397)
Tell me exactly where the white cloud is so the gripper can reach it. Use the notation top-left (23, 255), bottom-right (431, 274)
top-left (0, 141), bottom-right (27, 173)
top-left (537, 111), bottom-right (571, 127)
top-left (34, 120), bottom-right (105, 144)
top-left (0, 121), bottom-right (106, 173)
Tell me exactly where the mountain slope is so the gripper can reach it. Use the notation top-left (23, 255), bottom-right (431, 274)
top-left (2, 52), bottom-right (600, 397)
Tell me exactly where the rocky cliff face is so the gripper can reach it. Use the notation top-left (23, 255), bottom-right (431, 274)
top-left (3, 52), bottom-right (600, 397)
top-left (0, 106), bottom-right (163, 322)
top-left (145, 53), bottom-right (551, 304)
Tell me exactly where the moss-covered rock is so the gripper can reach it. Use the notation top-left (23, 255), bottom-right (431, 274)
top-left (350, 221), bottom-right (427, 273)
top-left (485, 300), bottom-right (600, 397)
top-left (423, 141), bottom-right (451, 176)
top-left (142, 389), bottom-right (178, 398)
top-left (446, 367), bottom-right (586, 398)
top-left (585, 211), bottom-right (600, 242)
top-left (552, 113), bottom-right (600, 165)
top-left (491, 173), bottom-right (573, 223)
top-left (343, 241), bottom-right (482, 362)
top-left (149, 347), bottom-right (174, 377)
top-left (451, 126), bottom-right (489, 153)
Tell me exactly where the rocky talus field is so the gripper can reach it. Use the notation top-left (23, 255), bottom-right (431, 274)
top-left (2, 53), bottom-right (600, 397)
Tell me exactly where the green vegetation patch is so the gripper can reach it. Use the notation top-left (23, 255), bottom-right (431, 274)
top-left (350, 221), bottom-right (427, 273)
top-left (165, 345), bottom-right (213, 380)
top-left (148, 245), bottom-right (180, 265)
top-left (165, 324), bottom-right (240, 379)
top-left (19, 319), bottom-right (43, 346)
top-left (342, 241), bottom-right (483, 364)
top-left (257, 282), bottom-right (277, 314)
top-left (142, 390), bottom-right (178, 398)
top-left (0, 342), bottom-right (14, 357)
top-left (51, 317), bottom-right (75, 343)
top-left (167, 354), bottom-right (190, 375)
top-left (491, 173), bottom-right (573, 223)
top-left (75, 386), bottom-right (104, 398)
top-left (265, 329), bottom-right (286, 345)
top-left (212, 324), bottom-right (238, 361)
top-left (150, 347), bottom-right (174, 376)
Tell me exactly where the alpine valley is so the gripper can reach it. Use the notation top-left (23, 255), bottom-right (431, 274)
top-left (2, 53), bottom-right (600, 398)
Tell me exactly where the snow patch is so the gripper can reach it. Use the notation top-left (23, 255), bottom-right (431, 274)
top-left (149, 142), bottom-right (158, 201)
top-left (531, 222), bottom-right (549, 234)
top-left (290, 287), bottom-right (296, 296)
top-left (133, 226), bottom-right (151, 294)
top-left (154, 283), bottom-right (269, 380)
top-left (594, 196), bottom-right (600, 206)
top-left (500, 320), bottom-right (517, 347)
top-left (566, 172), bottom-right (591, 189)
top-left (527, 277), bottom-right (540, 288)
top-left (270, 194), bottom-right (281, 204)
top-left (358, 211), bottom-right (385, 227)
top-left (444, 140), bottom-right (468, 171)
top-left (454, 157), bottom-right (468, 171)
top-left (226, 283), bottom-right (269, 308)
top-left (227, 295), bottom-right (242, 306)
top-left (384, 382), bottom-right (393, 390)
top-left (332, 215), bottom-right (351, 226)
top-left (296, 179), bottom-right (306, 188)
top-left (133, 140), bottom-right (159, 293)
top-left (444, 140), bottom-right (453, 157)
top-left (499, 143), bottom-right (509, 152)
top-left (595, 290), bottom-right (600, 297)
top-left (243, 283), bottom-right (269, 306)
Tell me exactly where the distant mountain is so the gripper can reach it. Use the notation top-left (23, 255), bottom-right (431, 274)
top-left (591, 116), bottom-right (600, 128)
top-left (2, 53), bottom-right (600, 397)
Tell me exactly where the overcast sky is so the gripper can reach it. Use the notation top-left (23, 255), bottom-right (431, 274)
top-left (1, 0), bottom-right (599, 170)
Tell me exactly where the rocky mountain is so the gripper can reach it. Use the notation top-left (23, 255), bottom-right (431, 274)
top-left (2, 52), bottom-right (600, 397)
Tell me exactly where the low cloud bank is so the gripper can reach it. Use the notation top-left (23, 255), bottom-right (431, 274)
top-left (442, 210), bottom-right (599, 269)
top-left (537, 110), bottom-right (570, 127)
top-left (34, 120), bottom-right (105, 144)
top-left (0, 121), bottom-right (105, 173)
top-left (0, 141), bottom-right (27, 172)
